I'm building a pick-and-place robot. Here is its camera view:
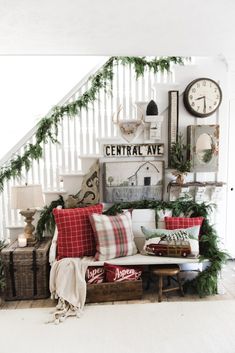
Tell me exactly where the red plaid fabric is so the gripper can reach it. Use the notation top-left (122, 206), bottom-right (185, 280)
top-left (165, 216), bottom-right (204, 231)
top-left (53, 204), bottom-right (103, 259)
top-left (89, 211), bottom-right (137, 261)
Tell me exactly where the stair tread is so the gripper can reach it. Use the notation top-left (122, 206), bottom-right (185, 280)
top-left (60, 172), bottom-right (85, 176)
top-left (43, 190), bottom-right (67, 194)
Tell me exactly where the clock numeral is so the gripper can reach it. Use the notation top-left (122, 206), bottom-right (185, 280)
top-left (197, 83), bottom-right (200, 88)
top-left (197, 106), bottom-right (200, 111)
top-left (189, 95), bottom-right (193, 100)
top-left (214, 88), bottom-right (217, 93)
top-left (209, 106), bottom-right (212, 110)
top-left (203, 81), bottom-right (206, 86)
top-left (192, 102), bottom-right (195, 107)
top-left (192, 88), bottom-right (196, 93)
top-left (214, 101), bottom-right (217, 106)
top-left (216, 95), bottom-right (220, 99)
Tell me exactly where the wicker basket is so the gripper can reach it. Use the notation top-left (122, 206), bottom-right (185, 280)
top-left (1, 238), bottom-right (51, 301)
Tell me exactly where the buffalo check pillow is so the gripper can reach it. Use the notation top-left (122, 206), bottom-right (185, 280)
top-left (164, 216), bottom-right (204, 231)
top-left (89, 211), bottom-right (137, 261)
top-left (53, 204), bottom-right (103, 259)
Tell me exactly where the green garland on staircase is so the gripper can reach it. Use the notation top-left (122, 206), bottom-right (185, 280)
top-left (0, 56), bottom-right (184, 191)
top-left (105, 199), bottom-right (229, 297)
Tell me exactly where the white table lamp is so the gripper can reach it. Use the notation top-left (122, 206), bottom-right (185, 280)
top-left (11, 184), bottom-right (44, 244)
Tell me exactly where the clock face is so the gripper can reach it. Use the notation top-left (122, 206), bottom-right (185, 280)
top-left (183, 78), bottom-right (222, 117)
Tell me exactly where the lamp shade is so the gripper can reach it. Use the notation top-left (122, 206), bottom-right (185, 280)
top-left (11, 184), bottom-right (44, 210)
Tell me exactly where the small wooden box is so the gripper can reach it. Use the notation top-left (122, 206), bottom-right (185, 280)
top-left (86, 279), bottom-right (143, 303)
top-left (1, 238), bottom-right (51, 301)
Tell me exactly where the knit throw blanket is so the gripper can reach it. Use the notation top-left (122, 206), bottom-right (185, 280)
top-left (49, 257), bottom-right (94, 324)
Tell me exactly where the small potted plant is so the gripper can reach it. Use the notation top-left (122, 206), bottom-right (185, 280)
top-left (169, 134), bottom-right (191, 185)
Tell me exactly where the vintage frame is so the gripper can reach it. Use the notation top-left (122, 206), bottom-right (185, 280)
top-left (103, 160), bottom-right (164, 203)
top-left (187, 125), bottom-right (219, 172)
top-left (168, 90), bottom-right (179, 167)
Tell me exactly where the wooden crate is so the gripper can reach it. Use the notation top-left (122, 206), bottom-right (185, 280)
top-left (1, 238), bottom-right (51, 301)
top-left (86, 279), bottom-right (143, 303)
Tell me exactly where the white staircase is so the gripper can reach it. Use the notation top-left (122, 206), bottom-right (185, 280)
top-left (0, 57), bottom-right (192, 241)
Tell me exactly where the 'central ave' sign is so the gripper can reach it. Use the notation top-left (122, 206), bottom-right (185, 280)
top-left (104, 143), bottom-right (164, 157)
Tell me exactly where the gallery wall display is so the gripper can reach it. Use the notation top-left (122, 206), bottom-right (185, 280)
top-left (103, 160), bottom-right (164, 203)
top-left (187, 125), bottom-right (219, 172)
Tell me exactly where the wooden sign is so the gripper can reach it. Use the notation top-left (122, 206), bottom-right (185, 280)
top-left (104, 143), bottom-right (164, 157)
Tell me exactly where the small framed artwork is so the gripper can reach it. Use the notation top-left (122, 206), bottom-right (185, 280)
top-left (168, 90), bottom-right (179, 167)
top-left (187, 125), bottom-right (219, 172)
top-left (103, 160), bottom-right (164, 203)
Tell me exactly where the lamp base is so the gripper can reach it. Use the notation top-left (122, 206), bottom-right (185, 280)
top-left (20, 209), bottom-right (37, 246)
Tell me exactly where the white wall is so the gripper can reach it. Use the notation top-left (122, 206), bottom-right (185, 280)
top-left (0, 56), bottom-right (105, 160)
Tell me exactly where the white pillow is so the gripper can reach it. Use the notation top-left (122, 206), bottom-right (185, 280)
top-left (132, 209), bottom-right (156, 252)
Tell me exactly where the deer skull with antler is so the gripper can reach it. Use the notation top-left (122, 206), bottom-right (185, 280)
top-left (113, 105), bottom-right (145, 143)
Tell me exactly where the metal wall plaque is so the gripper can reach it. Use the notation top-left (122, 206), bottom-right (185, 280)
top-left (103, 143), bottom-right (164, 157)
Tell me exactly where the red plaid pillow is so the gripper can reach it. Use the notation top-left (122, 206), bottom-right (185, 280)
top-left (86, 266), bottom-right (105, 284)
top-left (53, 204), bottom-right (103, 259)
top-left (165, 216), bottom-right (204, 231)
top-left (89, 211), bottom-right (137, 261)
top-left (104, 263), bottom-right (142, 282)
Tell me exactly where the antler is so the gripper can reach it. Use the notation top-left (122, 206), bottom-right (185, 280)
top-left (112, 105), bottom-right (123, 124)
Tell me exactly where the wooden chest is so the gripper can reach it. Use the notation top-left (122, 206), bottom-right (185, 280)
top-left (86, 279), bottom-right (143, 303)
top-left (1, 238), bottom-right (51, 301)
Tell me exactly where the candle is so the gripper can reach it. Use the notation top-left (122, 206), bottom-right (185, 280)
top-left (18, 234), bottom-right (27, 248)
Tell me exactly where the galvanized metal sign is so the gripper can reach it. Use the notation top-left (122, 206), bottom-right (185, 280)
top-left (103, 143), bottom-right (164, 157)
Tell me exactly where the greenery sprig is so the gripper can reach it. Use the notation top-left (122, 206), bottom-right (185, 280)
top-left (170, 134), bottom-right (191, 174)
top-left (0, 56), bottom-right (184, 191)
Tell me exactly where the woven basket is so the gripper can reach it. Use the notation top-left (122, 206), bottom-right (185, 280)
top-left (1, 238), bottom-right (51, 301)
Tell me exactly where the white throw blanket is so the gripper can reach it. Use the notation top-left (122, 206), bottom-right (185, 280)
top-left (49, 257), bottom-right (94, 324)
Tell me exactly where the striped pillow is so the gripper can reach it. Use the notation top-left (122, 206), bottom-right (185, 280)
top-left (89, 212), bottom-right (137, 261)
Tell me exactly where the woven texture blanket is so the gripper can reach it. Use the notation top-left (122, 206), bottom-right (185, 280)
top-left (49, 257), bottom-right (93, 324)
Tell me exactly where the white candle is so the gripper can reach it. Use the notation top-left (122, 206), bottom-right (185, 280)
top-left (18, 234), bottom-right (27, 248)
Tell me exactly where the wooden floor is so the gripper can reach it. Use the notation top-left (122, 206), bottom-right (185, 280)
top-left (1, 260), bottom-right (235, 309)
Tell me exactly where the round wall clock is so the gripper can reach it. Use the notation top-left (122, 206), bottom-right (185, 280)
top-left (183, 78), bottom-right (222, 117)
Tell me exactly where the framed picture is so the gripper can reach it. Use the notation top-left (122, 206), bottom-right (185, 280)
top-left (103, 160), bottom-right (164, 203)
top-left (187, 125), bottom-right (219, 172)
top-left (168, 90), bottom-right (179, 167)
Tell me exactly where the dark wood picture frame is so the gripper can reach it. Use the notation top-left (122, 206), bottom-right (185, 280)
top-left (168, 90), bottom-right (179, 167)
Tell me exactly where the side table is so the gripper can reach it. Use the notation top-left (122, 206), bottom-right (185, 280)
top-left (1, 237), bottom-right (51, 301)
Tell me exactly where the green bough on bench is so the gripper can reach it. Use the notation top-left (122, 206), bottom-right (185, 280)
top-left (36, 197), bottom-right (229, 298)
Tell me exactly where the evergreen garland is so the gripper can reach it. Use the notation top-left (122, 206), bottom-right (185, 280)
top-left (36, 195), bottom-right (64, 239)
top-left (0, 56), bottom-right (184, 191)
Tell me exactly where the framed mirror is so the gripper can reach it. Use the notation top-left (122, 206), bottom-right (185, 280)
top-left (187, 125), bottom-right (219, 172)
